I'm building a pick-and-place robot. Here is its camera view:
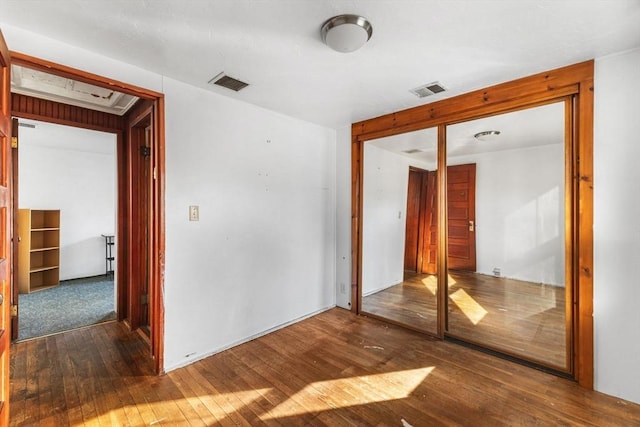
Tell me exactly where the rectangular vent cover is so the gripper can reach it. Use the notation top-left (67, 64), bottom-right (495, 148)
top-left (410, 81), bottom-right (446, 98)
top-left (208, 72), bottom-right (249, 92)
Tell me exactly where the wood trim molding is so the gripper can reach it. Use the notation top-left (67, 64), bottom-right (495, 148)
top-left (11, 93), bottom-right (124, 132)
top-left (351, 60), bottom-right (594, 388)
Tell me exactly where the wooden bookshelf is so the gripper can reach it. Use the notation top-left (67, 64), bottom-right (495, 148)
top-left (18, 209), bottom-right (61, 293)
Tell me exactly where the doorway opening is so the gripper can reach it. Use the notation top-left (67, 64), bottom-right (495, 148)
top-left (16, 119), bottom-right (117, 341)
top-left (9, 52), bottom-right (165, 374)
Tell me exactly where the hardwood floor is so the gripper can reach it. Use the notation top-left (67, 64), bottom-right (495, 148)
top-left (10, 309), bottom-right (640, 426)
top-left (362, 271), bottom-right (567, 369)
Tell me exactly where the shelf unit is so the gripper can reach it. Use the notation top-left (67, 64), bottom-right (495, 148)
top-left (18, 209), bottom-right (61, 294)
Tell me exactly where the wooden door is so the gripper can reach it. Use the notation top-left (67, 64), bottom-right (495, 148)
top-left (0, 29), bottom-right (12, 425)
top-left (404, 168), bottom-right (426, 271)
top-left (421, 170), bottom-right (438, 274)
top-left (447, 164), bottom-right (476, 271)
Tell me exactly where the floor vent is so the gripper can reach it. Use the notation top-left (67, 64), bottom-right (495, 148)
top-left (208, 72), bottom-right (249, 92)
top-left (410, 81), bottom-right (446, 98)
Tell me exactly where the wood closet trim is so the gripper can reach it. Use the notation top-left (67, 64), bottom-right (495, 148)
top-left (9, 51), bottom-right (166, 375)
top-left (351, 60), bottom-right (594, 388)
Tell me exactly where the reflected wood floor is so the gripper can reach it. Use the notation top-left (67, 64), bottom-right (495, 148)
top-left (10, 309), bottom-right (640, 426)
top-left (363, 272), bottom-right (566, 368)
top-left (362, 273), bottom-right (438, 332)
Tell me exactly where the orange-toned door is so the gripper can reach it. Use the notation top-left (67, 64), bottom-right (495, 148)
top-left (0, 29), bottom-right (12, 425)
top-left (420, 170), bottom-right (438, 274)
top-left (447, 164), bottom-right (476, 271)
top-left (404, 167), bottom-right (426, 272)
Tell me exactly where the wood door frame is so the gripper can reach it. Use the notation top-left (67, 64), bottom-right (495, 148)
top-left (9, 52), bottom-right (165, 374)
top-left (125, 101), bottom-right (154, 333)
top-left (351, 60), bottom-right (594, 388)
top-left (0, 29), bottom-right (12, 426)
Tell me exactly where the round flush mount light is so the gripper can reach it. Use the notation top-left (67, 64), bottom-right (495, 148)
top-left (321, 14), bottom-right (373, 53)
top-left (474, 130), bottom-right (501, 141)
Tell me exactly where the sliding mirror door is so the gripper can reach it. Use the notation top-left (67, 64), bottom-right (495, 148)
top-left (444, 101), bottom-right (572, 372)
top-left (361, 127), bottom-right (440, 335)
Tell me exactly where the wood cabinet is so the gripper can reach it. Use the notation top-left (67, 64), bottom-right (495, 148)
top-left (18, 209), bottom-right (61, 293)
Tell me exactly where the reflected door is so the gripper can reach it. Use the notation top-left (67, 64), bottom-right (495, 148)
top-left (447, 164), bottom-right (476, 271)
top-left (404, 167), bottom-right (427, 272)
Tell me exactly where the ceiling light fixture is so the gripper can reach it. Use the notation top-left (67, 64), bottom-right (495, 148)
top-left (321, 14), bottom-right (373, 53)
top-left (474, 130), bottom-right (501, 141)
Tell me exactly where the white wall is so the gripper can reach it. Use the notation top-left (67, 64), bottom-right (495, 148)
top-left (2, 25), bottom-right (337, 372)
top-left (450, 143), bottom-right (565, 286)
top-left (594, 47), bottom-right (640, 404)
top-left (18, 121), bottom-right (116, 280)
top-left (335, 126), bottom-right (352, 309)
top-left (163, 78), bottom-right (336, 369)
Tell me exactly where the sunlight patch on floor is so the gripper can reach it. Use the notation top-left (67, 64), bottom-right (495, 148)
top-left (262, 367), bottom-right (434, 420)
top-left (449, 288), bottom-right (487, 325)
top-left (421, 276), bottom-right (437, 295)
top-left (98, 387), bottom-right (272, 425)
top-left (448, 274), bottom-right (457, 287)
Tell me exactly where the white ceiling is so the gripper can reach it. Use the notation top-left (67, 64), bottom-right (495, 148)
top-left (1, 0), bottom-right (639, 129)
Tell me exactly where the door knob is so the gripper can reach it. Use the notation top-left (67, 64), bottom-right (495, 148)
top-left (469, 220), bottom-right (475, 232)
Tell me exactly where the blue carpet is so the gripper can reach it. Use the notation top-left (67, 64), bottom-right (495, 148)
top-left (18, 276), bottom-right (116, 341)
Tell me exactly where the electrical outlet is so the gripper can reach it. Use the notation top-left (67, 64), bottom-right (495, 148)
top-left (189, 205), bottom-right (199, 221)
top-left (492, 267), bottom-right (501, 277)
top-left (340, 283), bottom-right (346, 294)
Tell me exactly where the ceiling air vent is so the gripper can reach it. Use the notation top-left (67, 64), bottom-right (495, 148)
top-left (208, 72), bottom-right (249, 92)
top-left (410, 81), bottom-right (446, 98)
top-left (403, 149), bottom-right (423, 154)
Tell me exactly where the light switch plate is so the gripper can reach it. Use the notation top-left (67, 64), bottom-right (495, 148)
top-left (189, 205), bottom-right (199, 221)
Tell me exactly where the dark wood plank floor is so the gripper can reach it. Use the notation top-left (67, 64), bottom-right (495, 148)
top-left (10, 308), bottom-right (640, 426)
top-left (362, 271), bottom-right (567, 369)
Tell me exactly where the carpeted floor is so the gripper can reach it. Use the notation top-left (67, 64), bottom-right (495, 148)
top-left (17, 276), bottom-right (116, 341)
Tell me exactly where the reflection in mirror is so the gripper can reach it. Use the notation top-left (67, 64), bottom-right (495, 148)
top-left (445, 102), bottom-right (569, 370)
top-left (361, 127), bottom-right (439, 335)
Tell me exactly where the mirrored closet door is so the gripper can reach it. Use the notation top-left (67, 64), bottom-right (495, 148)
top-left (444, 101), bottom-right (572, 372)
top-left (360, 127), bottom-right (440, 336)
